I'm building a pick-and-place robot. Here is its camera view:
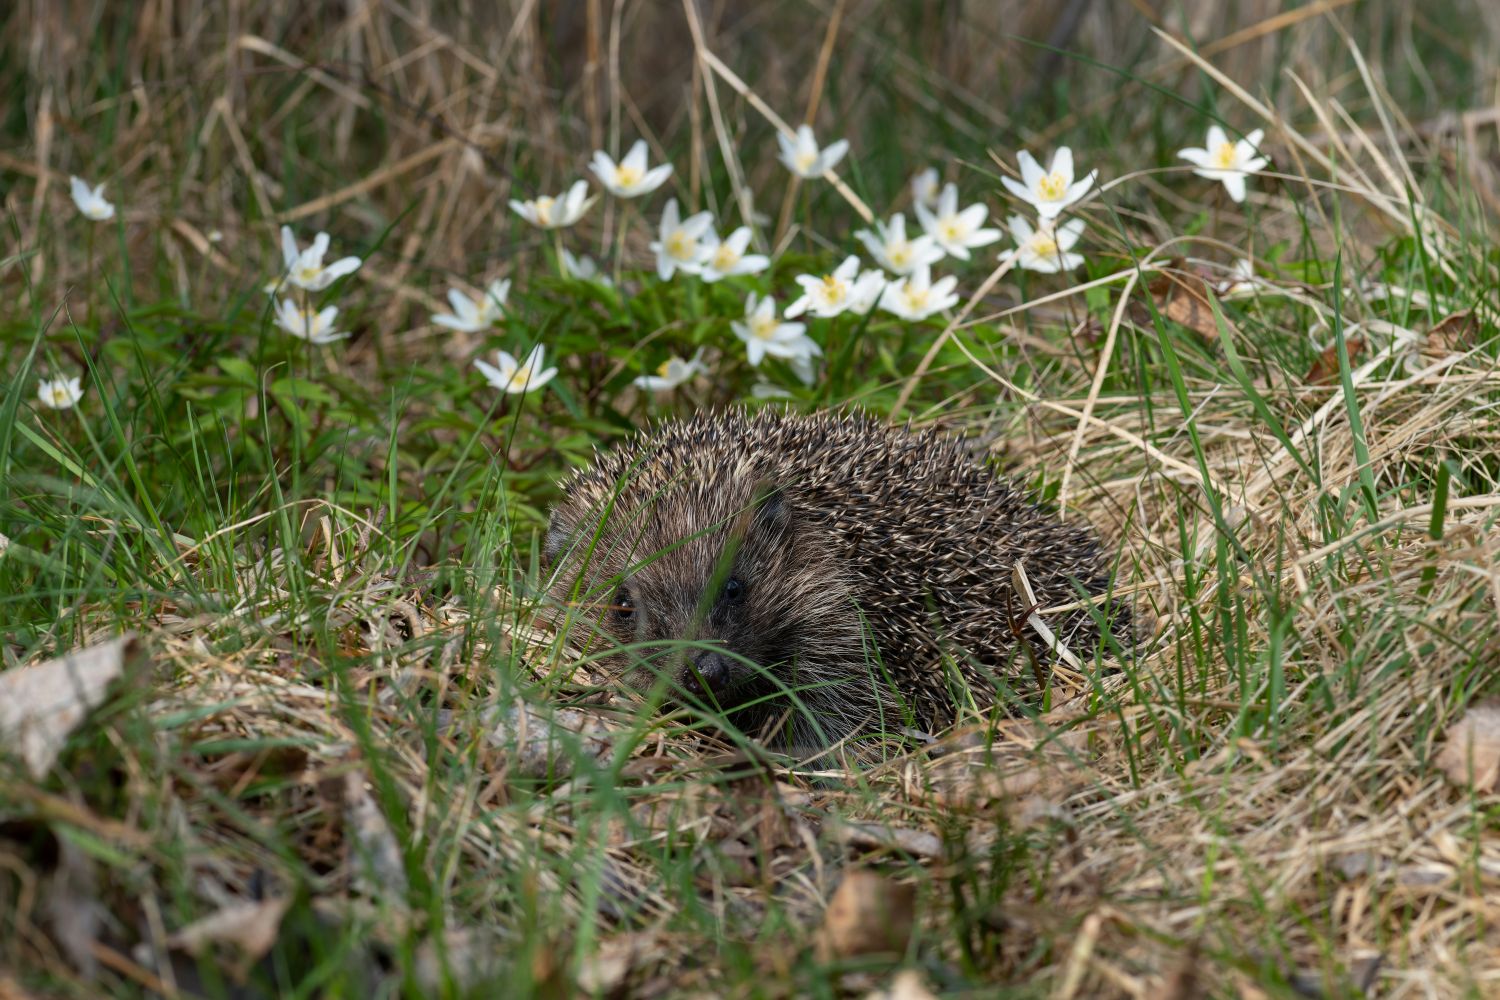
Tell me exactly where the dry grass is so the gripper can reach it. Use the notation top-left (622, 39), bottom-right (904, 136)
top-left (3, 1), bottom-right (1500, 997)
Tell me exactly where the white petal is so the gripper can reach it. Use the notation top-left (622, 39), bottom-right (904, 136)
top-left (622, 140), bottom-right (648, 172)
top-left (1066, 170), bottom-right (1096, 203)
top-left (914, 201), bottom-right (938, 236)
top-left (1222, 172), bottom-right (1248, 203)
top-left (1177, 147), bottom-right (1210, 166)
top-left (281, 226), bottom-right (299, 268)
top-left (963, 226), bottom-right (1001, 249)
top-left (1017, 151), bottom-right (1044, 188)
top-left (659, 198), bottom-right (681, 233)
top-left (937, 183), bottom-right (958, 217)
top-left (1051, 147), bottom-right (1075, 184)
top-left (819, 138), bottom-right (849, 172)
top-left (638, 163), bottom-right (673, 194)
top-left (432, 313), bottom-right (476, 331)
top-left (1205, 125), bottom-right (1228, 151)
top-left (1000, 176), bottom-right (1033, 203)
top-left (322, 256), bottom-right (361, 282)
top-left (681, 211), bottom-right (716, 239)
top-left (473, 358), bottom-right (510, 386)
top-left (1056, 218), bottom-right (1087, 249)
top-left (796, 124), bottom-right (817, 156)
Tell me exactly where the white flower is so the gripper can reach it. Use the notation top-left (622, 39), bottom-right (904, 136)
top-left (856, 213), bottom-right (945, 275)
top-left (279, 226), bottom-right (362, 291)
top-left (432, 279), bottom-right (511, 332)
top-left (698, 227), bottom-right (769, 282)
top-left (847, 268), bottom-right (889, 315)
top-left (1217, 258), bottom-right (1259, 297)
top-left (776, 124), bottom-right (849, 179)
top-left (69, 176), bottom-right (115, 222)
top-left (750, 381), bottom-right (794, 400)
top-left (910, 167), bottom-right (941, 210)
top-left (1006, 216), bottom-right (1086, 274)
top-left (1000, 148), bottom-right (1096, 220)
top-left (37, 375), bottom-right (84, 410)
top-left (788, 352), bottom-right (818, 386)
top-left (731, 293), bottom-right (819, 367)
top-left (649, 198), bottom-right (714, 280)
top-left (509, 180), bottom-right (595, 229)
top-left (273, 298), bottom-right (349, 344)
top-left (880, 265), bottom-right (959, 322)
top-left (1178, 126), bottom-right (1269, 203)
top-left (914, 184), bottom-right (1001, 260)
top-left (560, 248), bottom-right (613, 287)
top-left (633, 350), bottom-right (707, 392)
top-left (589, 140), bottom-right (673, 199)
top-left (785, 255), bottom-right (861, 318)
top-left (474, 345), bottom-right (557, 395)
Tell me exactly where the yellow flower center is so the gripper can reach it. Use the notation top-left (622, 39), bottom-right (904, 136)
top-left (750, 316), bottom-right (778, 340)
top-left (656, 360), bottom-right (674, 378)
top-left (510, 364), bottom-right (533, 389)
top-left (667, 232), bottom-right (695, 260)
top-left (939, 219), bottom-right (962, 242)
top-left (296, 264), bottom-right (321, 283)
top-left (711, 244), bottom-right (739, 270)
top-left (1031, 233), bottom-right (1059, 258)
top-left (889, 244), bottom-right (911, 267)
top-left (1214, 142), bottom-right (1239, 169)
top-left (49, 387), bottom-right (69, 405)
top-left (905, 285), bottom-right (929, 308)
top-left (615, 164), bottom-right (642, 188)
top-left (795, 150), bottom-right (818, 173)
top-left (534, 196), bottom-right (555, 224)
top-left (820, 275), bottom-right (847, 302)
top-left (1037, 172), bottom-right (1068, 201)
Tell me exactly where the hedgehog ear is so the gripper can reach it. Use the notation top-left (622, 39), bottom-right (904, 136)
top-left (750, 481), bottom-right (791, 535)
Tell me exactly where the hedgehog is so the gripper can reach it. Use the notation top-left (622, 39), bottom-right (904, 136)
top-left (543, 409), bottom-right (1129, 755)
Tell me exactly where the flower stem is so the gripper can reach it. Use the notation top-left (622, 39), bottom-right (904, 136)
top-left (85, 227), bottom-right (96, 329)
top-left (612, 202), bottom-right (631, 287)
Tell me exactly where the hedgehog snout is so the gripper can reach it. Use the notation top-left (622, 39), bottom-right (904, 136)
top-left (679, 649), bottom-right (734, 701)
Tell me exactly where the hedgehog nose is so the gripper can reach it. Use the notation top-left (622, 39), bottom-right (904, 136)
top-left (681, 649), bottom-right (732, 700)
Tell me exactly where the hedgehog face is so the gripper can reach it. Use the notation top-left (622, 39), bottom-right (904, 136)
top-left (546, 478), bottom-right (862, 735)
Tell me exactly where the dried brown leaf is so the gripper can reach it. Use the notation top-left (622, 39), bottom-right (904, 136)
top-left (1303, 337), bottom-right (1366, 386)
top-left (862, 969), bottom-right (939, 1000)
top-left (411, 927), bottom-right (507, 993)
top-left (484, 702), bottom-right (617, 780)
top-left (814, 870), bottom-right (916, 962)
top-left (163, 896), bottom-right (292, 976)
top-left (1434, 701), bottom-right (1500, 792)
top-left (0, 634), bottom-right (145, 778)
top-left (1136, 260), bottom-right (1227, 340)
top-left (344, 772), bottom-right (409, 901)
top-left (42, 836), bottom-right (104, 977)
top-left (575, 932), bottom-right (666, 995)
top-left (828, 820), bottom-right (943, 859)
top-left (1423, 309), bottom-right (1479, 358)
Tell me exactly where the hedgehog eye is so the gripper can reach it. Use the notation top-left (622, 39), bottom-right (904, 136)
top-left (721, 577), bottom-right (745, 603)
top-left (612, 586), bottom-right (636, 622)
